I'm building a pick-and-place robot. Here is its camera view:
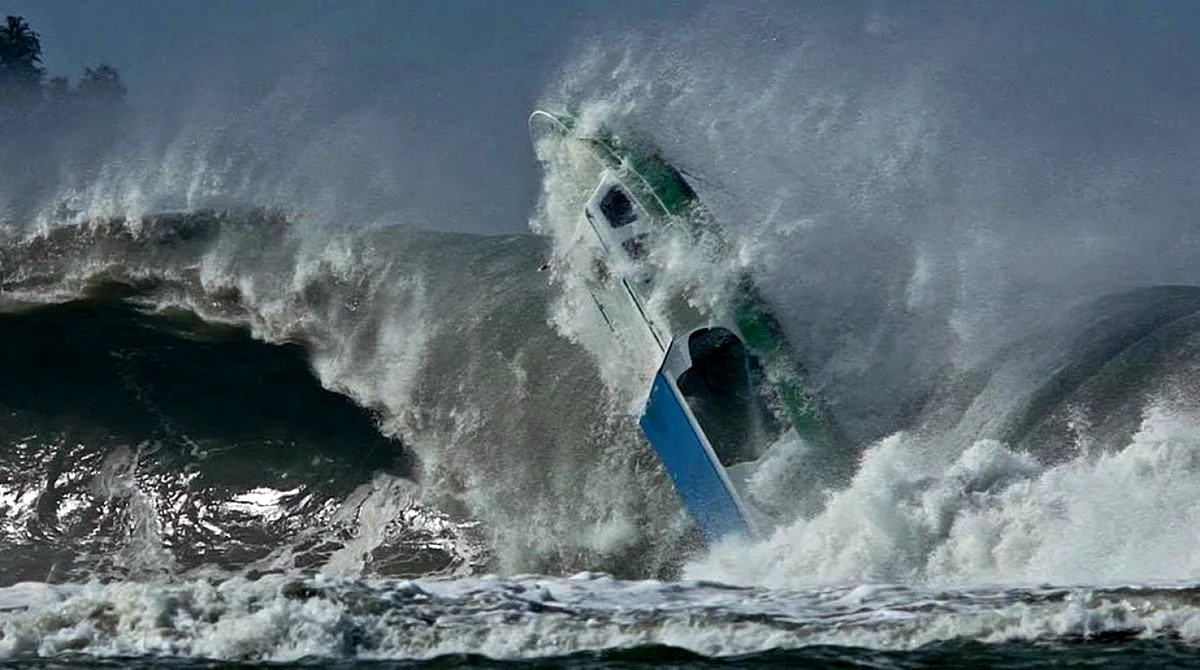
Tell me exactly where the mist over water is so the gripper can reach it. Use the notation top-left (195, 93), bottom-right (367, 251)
top-left (548, 4), bottom-right (1200, 441)
top-left (535, 1), bottom-right (1200, 589)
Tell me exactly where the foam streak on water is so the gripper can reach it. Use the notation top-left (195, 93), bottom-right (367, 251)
top-left (6, 573), bottom-right (1200, 663)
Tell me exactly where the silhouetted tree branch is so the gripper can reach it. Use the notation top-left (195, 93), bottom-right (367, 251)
top-left (78, 64), bottom-right (126, 102)
top-left (1, 15), bottom-right (127, 109)
top-left (0, 15), bottom-right (45, 95)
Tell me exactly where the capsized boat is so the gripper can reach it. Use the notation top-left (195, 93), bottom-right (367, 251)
top-left (530, 110), bottom-right (836, 542)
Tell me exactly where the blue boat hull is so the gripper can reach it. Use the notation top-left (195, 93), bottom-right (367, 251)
top-left (639, 366), bottom-right (754, 542)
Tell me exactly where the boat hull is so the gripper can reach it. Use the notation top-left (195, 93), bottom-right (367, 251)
top-left (640, 367), bottom-right (754, 541)
top-left (530, 108), bottom-right (837, 544)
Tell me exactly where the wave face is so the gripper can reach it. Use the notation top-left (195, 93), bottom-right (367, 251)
top-left (4, 1), bottom-right (1200, 665)
top-left (0, 294), bottom-right (418, 583)
top-left (0, 211), bottom-right (694, 586)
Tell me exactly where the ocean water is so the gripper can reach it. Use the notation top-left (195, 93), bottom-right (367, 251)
top-left (4, 2), bottom-right (1200, 667)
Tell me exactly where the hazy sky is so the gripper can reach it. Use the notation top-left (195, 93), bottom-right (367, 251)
top-left (3, 1), bottom-right (1199, 237)
top-left (0, 0), bottom-right (702, 233)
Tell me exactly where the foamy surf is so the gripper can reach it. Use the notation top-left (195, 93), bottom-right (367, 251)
top-left (5, 573), bottom-right (1200, 663)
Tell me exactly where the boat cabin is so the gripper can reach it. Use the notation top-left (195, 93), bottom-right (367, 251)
top-left (584, 173), bottom-right (653, 265)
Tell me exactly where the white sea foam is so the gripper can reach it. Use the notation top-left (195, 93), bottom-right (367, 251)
top-left (5, 573), bottom-right (1200, 661)
top-left (689, 404), bottom-right (1200, 589)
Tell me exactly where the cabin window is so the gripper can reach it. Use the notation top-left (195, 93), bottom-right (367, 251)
top-left (599, 186), bottom-right (637, 228)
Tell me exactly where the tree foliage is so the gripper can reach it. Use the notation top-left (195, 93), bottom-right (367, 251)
top-left (1, 15), bottom-right (126, 107)
top-left (78, 64), bottom-right (126, 101)
top-left (0, 15), bottom-right (45, 92)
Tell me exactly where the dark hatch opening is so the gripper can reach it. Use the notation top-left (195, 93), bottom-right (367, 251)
top-left (676, 327), bottom-right (780, 467)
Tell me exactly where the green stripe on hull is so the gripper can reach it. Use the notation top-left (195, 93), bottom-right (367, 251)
top-left (732, 281), bottom-right (832, 448)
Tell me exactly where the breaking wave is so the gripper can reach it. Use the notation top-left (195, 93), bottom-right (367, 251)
top-left (0, 210), bottom-right (694, 585)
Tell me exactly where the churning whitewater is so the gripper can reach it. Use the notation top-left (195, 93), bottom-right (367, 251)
top-left (4, 2), bottom-right (1200, 666)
